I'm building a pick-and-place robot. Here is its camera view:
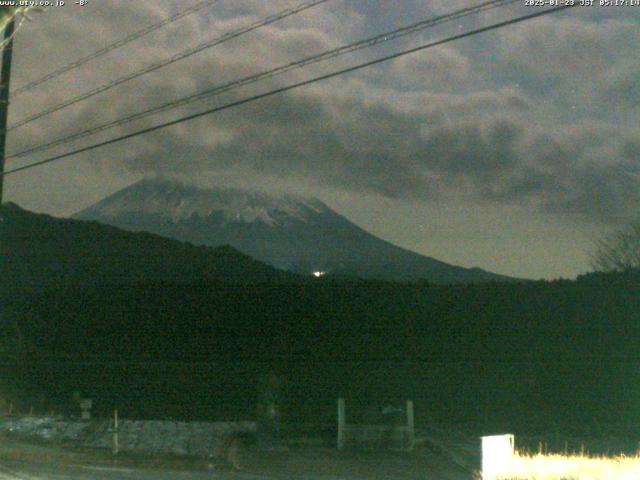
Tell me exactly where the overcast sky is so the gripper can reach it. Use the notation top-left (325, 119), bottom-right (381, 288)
top-left (3, 0), bottom-right (638, 279)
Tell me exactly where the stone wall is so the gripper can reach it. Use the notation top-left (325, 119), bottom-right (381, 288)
top-left (0, 415), bottom-right (256, 458)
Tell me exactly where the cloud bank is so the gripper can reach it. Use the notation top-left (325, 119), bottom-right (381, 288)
top-left (6, 0), bottom-right (639, 224)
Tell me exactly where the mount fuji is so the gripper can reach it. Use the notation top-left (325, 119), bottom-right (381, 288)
top-left (74, 178), bottom-right (510, 284)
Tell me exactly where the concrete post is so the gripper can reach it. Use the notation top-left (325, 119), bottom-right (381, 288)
top-left (337, 398), bottom-right (346, 450)
top-left (406, 400), bottom-right (414, 451)
top-left (113, 409), bottom-right (119, 455)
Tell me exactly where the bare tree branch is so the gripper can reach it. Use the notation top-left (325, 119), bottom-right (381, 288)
top-left (590, 220), bottom-right (640, 272)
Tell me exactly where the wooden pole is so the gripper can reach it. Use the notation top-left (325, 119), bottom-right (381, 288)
top-left (337, 398), bottom-right (346, 451)
top-left (0, 18), bottom-right (15, 203)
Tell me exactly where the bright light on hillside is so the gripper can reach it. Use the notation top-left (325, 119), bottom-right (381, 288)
top-left (313, 271), bottom-right (326, 278)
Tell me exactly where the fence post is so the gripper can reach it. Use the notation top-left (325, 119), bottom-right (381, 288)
top-left (80, 398), bottom-right (92, 420)
top-left (406, 400), bottom-right (414, 451)
top-left (337, 398), bottom-right (346, 451)
top-left (482, 434), bottom-right (514, 480)
top-left (112, 409), bottom-right (119, 456)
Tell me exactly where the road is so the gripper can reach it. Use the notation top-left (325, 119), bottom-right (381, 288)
top-left (0, 457), bottom-right (474, 480)
top-left (0, 461), bottom-right (288, 480)
top-left (0, 436), bottom-right (285, 480)
top-left (0, 435), bottom-right (474, 479)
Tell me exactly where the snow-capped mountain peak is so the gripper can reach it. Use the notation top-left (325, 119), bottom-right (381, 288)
top-left (78, 178), bottom-right (329, 226)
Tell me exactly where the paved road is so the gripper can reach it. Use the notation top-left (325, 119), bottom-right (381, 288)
top-left (0, 436), bottom-right (474, 479)
top-left (0, 461), bottom-right (287, 480)
top-left (0, 459), bottom-right (474, 480)
top-left (0, 459), bottom-right (473, 480)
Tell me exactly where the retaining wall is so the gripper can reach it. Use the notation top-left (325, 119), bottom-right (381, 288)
top-left (0, 415), bottom-right (256, 457)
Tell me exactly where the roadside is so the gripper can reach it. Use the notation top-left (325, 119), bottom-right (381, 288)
top-left (0, 431), bottom-right (477, 479)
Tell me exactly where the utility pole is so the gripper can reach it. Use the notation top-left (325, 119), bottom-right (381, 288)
top-left (0, 18), bottom-right (15, 204)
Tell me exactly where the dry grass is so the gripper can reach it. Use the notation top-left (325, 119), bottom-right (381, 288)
top-left (496, 451), bottom-right (640, 480)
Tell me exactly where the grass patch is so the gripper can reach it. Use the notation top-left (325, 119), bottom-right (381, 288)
top-left (491, 451), bottom-right (640, 479)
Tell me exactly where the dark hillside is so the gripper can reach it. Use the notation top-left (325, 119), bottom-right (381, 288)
top-left (0, 202), bottom-right (299, 287)
top-left (5, 272), bottom-right (640, 437)
top-left (3, 204), bottom-right (638, 437)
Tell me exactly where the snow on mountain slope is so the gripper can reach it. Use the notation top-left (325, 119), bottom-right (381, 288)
top-left (80, 178), bottom-right (329, 226)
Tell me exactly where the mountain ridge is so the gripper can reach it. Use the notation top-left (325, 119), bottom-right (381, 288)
top-left (74, 178), bottom-right (514, 284)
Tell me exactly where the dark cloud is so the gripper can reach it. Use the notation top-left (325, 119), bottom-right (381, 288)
top-left (3, 0), bottom-right (639, 227)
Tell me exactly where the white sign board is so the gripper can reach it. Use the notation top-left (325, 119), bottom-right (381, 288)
top-left (482, 434), bottom-right (514, 480)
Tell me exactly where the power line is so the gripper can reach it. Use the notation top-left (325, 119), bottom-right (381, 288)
top-left (8, 0), bottom-right (331, 132)
top-left (2, 357), bottom-right (638, 365)
top-left (11, 0), bottom-right (220, 97)
top-left (7, 0), bottom-right (518, 161)
top-left (1, 5), bottom-right (577, 178)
